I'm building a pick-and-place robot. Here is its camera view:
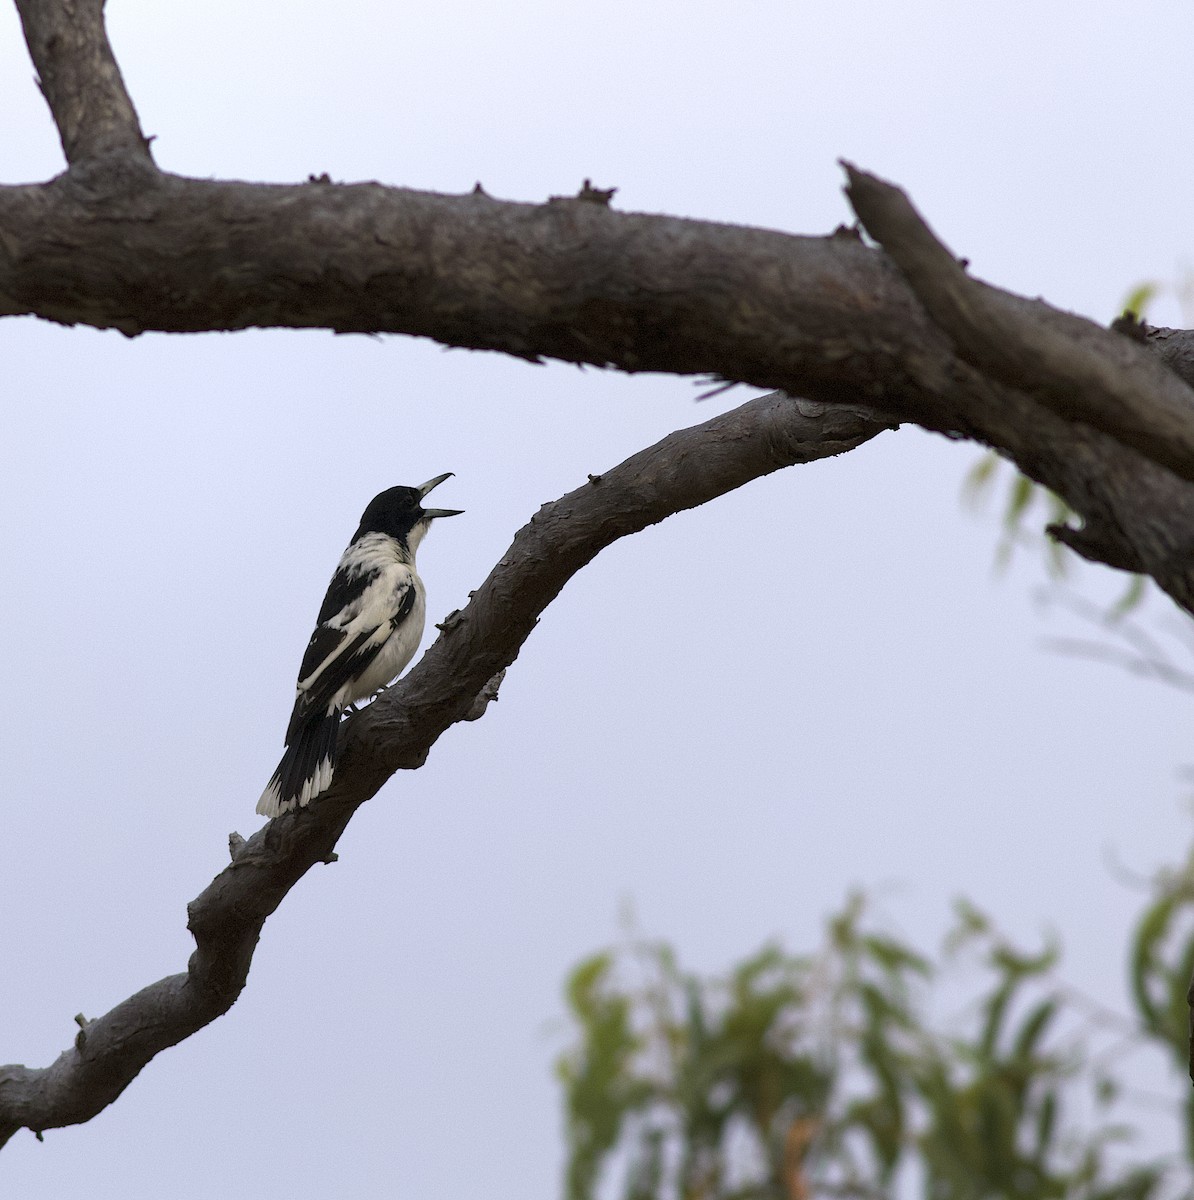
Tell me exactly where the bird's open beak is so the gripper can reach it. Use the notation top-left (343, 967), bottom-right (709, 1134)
top-left (418, 472), bottom-right (454, 497)
top-left (418, 472), bottom-right (463, 518)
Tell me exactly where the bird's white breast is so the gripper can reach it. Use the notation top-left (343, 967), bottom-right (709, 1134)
top-left (347, 574), bottom-right (426, 702)
top-left (328, 533), bottom-right (427, 706)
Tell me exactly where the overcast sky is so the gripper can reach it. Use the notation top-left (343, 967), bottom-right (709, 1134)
top-left (3, 2), bottom-right (1193, 1196)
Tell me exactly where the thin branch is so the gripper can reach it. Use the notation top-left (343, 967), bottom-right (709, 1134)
top-left (0, 392), bottom-right (889, 1147)
top-left (14, 0), bottom-right (152, 167)
top-left (1034, 586), bottom-right (1194, 693)
top-left (1040, 638), bottom-right (1194, 694)
top-left (842, 163), bottom-right (1194, 489)
top-left (1043, 588), bottom-right (1169, 659)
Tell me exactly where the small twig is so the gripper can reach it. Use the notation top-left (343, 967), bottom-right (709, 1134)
top-left (1040, 637), bottom-right (1194, 693)
top-left (1034, 586), bottom-right (1194, 693)
top-left (695, 378), bottom-right (741, 402)
top-left (72, 1015), bottom-right (91, 1051)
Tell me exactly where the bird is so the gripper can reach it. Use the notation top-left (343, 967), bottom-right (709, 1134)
top-left (257, 474), bottom-right (463, 818)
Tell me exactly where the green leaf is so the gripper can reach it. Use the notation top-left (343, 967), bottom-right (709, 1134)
top-left (963, 451), bottom-right (1001, 505)
top-left (1129, 892), bottom-right (1178, 1033)
top-left (1035, 1089), bottom-right (1058, 1154)
top-left (1011, 997), bottom-right (1059, 1062)
top-left (1111, 573), bottom-right (1147, 618)
top-left (992, 938), bottom-right (1059, 980)
top-left (557, 882), bottom-right (1193, 1200)
top-left (945, 898), bottom-right (992, 956)
top-left (860, 933), bottom-right (932, 979)
top-left (1120, 282), bottom-right (1159, 321)
top-left (978, 980), bottom-right (1014, 1061)
top-left (1004, 472), bottom-right (1036, 532)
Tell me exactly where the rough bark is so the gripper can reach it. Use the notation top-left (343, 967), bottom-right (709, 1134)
top-left (14, 0), bottom-right (151, 166)
top-left (1137, 325), bottom-right (1194, 392)
top-left (844, 164), bottom-right (1194, 489)
top-left (6, 168), bottom-right (1194, 607)
top-left (5, 0), bottom-right (1194, 1138)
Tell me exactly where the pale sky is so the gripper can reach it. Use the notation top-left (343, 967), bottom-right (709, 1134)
top-left (2, 2), bottom-right (1192, 1196)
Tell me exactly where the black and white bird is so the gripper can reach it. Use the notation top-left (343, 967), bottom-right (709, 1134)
top-left (257, 475), bottom-right (463, 818)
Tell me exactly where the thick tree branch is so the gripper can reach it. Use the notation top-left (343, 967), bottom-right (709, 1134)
top-left (1136, 325), bottom-right (1194, 394)
top-left (5, 0), bottom-right (1191, 602)
top-left (5, 170), bottom-right (1194, 616)
top-left (0, 170), bottom-right (923, 377)
top-left (0, 392), bottom-right (888, 1147)
top-left (5, 0), bottom-right (1194, 598)
top-left (843, 163), bottom-right (1194, 488)
top-left (15, 0), bottom-right (152, 167)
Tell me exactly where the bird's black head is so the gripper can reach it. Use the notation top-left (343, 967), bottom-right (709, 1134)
top-left (353, 473), bottom-right (463, 552)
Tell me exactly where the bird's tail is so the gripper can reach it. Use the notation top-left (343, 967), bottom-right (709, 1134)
top-left (257, 709), bottom-right (341, 818)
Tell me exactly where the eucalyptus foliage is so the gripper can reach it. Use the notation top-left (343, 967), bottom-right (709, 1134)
top-left (559, 861), bottom-right (1194, 1200)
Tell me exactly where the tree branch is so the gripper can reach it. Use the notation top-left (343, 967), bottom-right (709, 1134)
top-left (1133, 324), bottom-right (1194, 394)
top-left (5, 3), bottom-right (1194, 611)
top-left (7, 0), bottom-right (1194, 1135)
top-left (0, 391), bottom-right (889, 1147)
top-left (14, 0), bottom-right (152, 167)
top-left (6, 1), bottom-right (1193, 603)
top-left (842, 163), bottom-right (1194, 489)
top-left (5, 170), bottom-right (1194, 618)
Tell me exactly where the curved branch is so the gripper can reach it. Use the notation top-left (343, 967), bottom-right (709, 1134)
top-left (15, 0), bottom-right (152, 167)
top-left (0, 391), bottom-right (889, 1147)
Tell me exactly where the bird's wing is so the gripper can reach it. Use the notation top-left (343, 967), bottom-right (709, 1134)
top-left (313, 558), bottom-right (373, 627)
top-left (286, 568), bottom-right (417, 736)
